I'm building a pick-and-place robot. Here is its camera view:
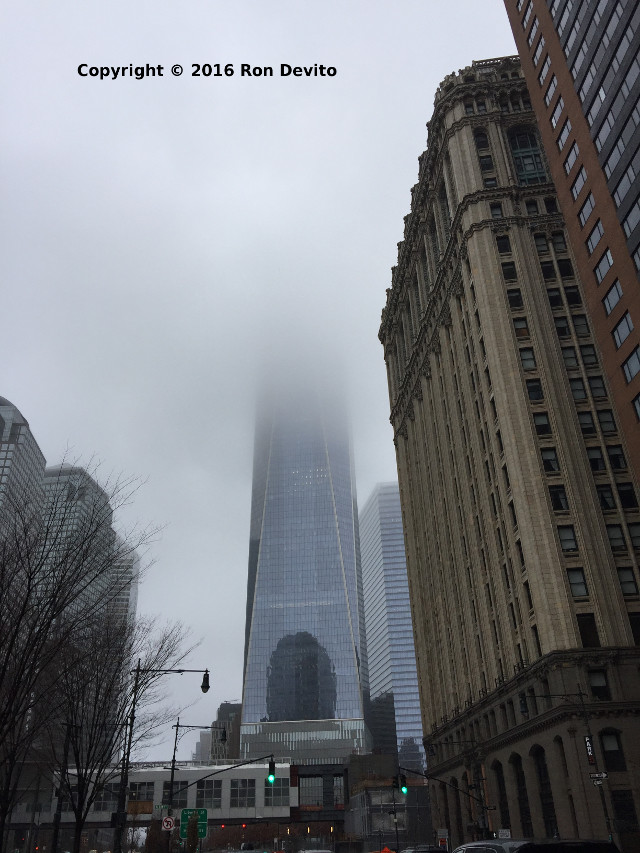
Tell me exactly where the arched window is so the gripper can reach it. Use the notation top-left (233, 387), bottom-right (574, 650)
top-left (492, 760), bottom-right (511, 829)
top-left (450, 778), bottom-right (464, 843)
top-left (600, 729), bottom-right (626, 771)
top-left (531, 745), bottom-right (558, 837)
top-left (509, 753), bottom-right (533, 837)
top-left (509, 129), bottom-right (548, 185)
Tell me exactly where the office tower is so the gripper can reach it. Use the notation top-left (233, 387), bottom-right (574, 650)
top-left (241, 382), bottom-right (370, 762)
top-left (504, 0), bottom-right (640, 480)
top-left (0, 396), bottom-right (46, 517)
top-left (110, 533), bottom-right (140, 624)
top-left (359, 483), bottom-right (424, 770)
top-left (379, 56), bottom-right (640, 850)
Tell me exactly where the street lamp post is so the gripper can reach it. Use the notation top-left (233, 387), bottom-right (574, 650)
top-left (112, 662), bottom-right (210, 853)
top-left (166, 718), bottom-right (212, 852)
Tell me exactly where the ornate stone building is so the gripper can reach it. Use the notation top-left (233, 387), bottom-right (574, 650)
top-left (379, 57), bottom-right (640, 851)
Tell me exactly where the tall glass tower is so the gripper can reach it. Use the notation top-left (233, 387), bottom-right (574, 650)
top-left (240, 382), bottom-right (370, 762)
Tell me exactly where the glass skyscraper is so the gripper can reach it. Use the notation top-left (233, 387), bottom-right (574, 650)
top-left (240, 383), bottom-right (370, 762)
top-left (359, 483), bottom-right (424, 771)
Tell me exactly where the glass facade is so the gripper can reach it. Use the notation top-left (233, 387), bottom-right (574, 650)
top-left (359, 483), bottom-right (424, 771)
top-left (241, 384), bottom-right (369, 761)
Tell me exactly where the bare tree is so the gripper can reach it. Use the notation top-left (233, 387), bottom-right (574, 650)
top-left (0, 463), bottom-right (155, 847)
top-left (48, 615), bottom-right (194, 853)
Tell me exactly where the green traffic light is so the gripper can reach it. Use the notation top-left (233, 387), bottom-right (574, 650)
top-left (400, 784), bottom-right (408, 794)
top-left (267, 773), bottom-right (276, 783)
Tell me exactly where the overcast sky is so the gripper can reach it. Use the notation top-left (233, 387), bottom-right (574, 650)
top-left (1, 0), bottom-right (516, 760)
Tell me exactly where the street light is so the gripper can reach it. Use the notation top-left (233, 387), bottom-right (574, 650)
top-left (112, 661), bottom-right (210, 853)
top-left (166, 717), bottom-right (213, 850)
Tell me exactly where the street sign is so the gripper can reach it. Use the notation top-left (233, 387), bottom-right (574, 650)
top-left (180, 808), bottom-right (208, 840)
top-left (593, 779), bottom-right (603, 786)
top-left (498, 829), bottom-right (512, 839)
top-left (589, 772), bottom-right (608, 780)
top-left (162, 816), bottom-right (175, 831)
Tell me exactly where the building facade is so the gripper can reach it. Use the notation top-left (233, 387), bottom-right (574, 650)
top-left (0, 396), bottom-right (46, 518)
top-left (379, 57), bottom-right (640, 850)
top-left (359, 483), bottom-right (425, 770)
top-left (504, 0), bottom-right (640, 481)
top-left (240, 382), bottom-right (370, 762)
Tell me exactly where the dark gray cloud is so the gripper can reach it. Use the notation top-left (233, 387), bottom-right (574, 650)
top-left (1, 0), bottom-right (515, 758)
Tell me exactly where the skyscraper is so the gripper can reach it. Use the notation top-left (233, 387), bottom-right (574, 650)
top-left (240, 382), bottom-right (370, 762)
top-left (359, 483), bottom-right (424, 770)
top-left (379, 56), bottom-right (640, 849)
top-left (504, 0), bottom-right (640, 480)
top-left (0, 396), bottom-right (46, 518)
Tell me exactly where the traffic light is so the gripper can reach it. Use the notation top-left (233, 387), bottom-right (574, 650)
top-left (399, 774), bottom-right (408, 795)
top-left (519, 692), bottom-right (529, 716)
top-left (267, 758), bottom-right (276, 783)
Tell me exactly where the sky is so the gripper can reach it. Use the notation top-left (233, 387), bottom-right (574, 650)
top-left (1, 0), bottom-right (516, 761)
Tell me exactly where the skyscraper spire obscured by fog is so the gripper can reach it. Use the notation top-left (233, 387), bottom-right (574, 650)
top-left (240, 379), bottom-right (370, 761)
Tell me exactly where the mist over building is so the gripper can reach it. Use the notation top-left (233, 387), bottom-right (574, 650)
top-left (240, 377), bottom-right (370, 762)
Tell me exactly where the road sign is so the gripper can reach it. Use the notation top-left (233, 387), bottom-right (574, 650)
top-left (162, 816), bottom-right (175, 831)
top-left (590, 772), bottom-right (608, 780)
top-left (180, 808), bottom-right (208, 839)
top-left (593, 779), bottom-right (603, 786)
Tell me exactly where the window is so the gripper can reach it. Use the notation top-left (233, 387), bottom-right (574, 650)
top-left (579, 192), bottom-right (595, 226)
top-left (535, 233), bottom-right (549, 254)
top-left (548, 288), bottom-right (563, 308)
top-left (618, 567), bottom-right (639, 595)
top-left (552, 231), bottom-right (567, 253)
top-left (587, 447), bottom-right (605, 471)
top-left (601, 731), bottom-right (626, 771)
top-left (163, 781), bottom-right (188, 809)
top-left (589, 670), bottom-right (611, 700)
top-left (607, 524), bottom-right (627, 551)
top-left (558, 525), bottom-right (577, 551)
top-left (572, 314), bottom-right (589, 337)
top-left (522, 0), bottom-right (533, 28)
top-left (550, 485), bottom-right (569, 510)
top-left (571, 167), bottom-right (587, 200)
top-left (558, 258), bottom-right (574, 279)
top-left (618, 483), bottom-right (638, 509)
top-left (570, 378), bottom-right (587, 400)
top-left (607, 445), bottom-right (627, 469)
top-left (596, 485), bottom-right (616, 510)
top-left (611, 790), bottom-right (640, 832)
top-left (526, 199), bottom-right (539, 215)
top-left (577, 613), bottom-right (600, 647)
top-left (527, 378), bottom-right (544, 400)
top-left (567, 568), bottom-right (588, 597)
top-left (491, 202), bottom-right (503, 218)
top-left (544, 75), bottom-right (557, 107)
top-left (534, 412), bottom-right (551, 435)
top-left (635, 392), bottom-right (640, 419)
top-left (528, 17), bottom-right (539, 46)
top-left (564, 286), bottom-right (581, 307)
top-left (623, 347), bottom-right (640, 383)
top-left (514, 317), bottom-right (530, 338)
top-left (613, 312), bottom-right (633, 348)
top-left (93, 784), bottom-right (118, 812)
top-left (509, 129), bottom-right (547, 184)
top-left (502, 261), bottom-right (517, 281)
top-left (629, 523), bottom-right (640, 549)
top-left (540, 260), bottom-right (557, 281)
top-left (563, 141), bottom-right (579, 174)
top-left (264, 777), bottom-right (290, 807)
top-left (230, 779), bottom-right (255, 808)
top-left (520, 347), bottom-right (536, 369)
top-left (533, 35), bottom-right (545, 66)
top-left (538, 55), bottom-right (551, 86)
top-left (562, 346), bottom-right (578, 368)
top-left (603, 280), bottom-right (622, 315)
top-left (197, 779), bottom-right (222, 809)
top-left (586, 220), bottom-right (604, 255)
top-left (541, 447), bottom-right (560, 472)
top-left (578, 411), bottom-right (596, 435)
top-left (497, 235), bottom-right (512, 254)
top-left (480, 154), bottom-right (495, 172)
top-left (476, 131), bottom-right (490, 150)
top-left (545, 196), bottom-right (558, 213)
top-left (129, 781), bottom-right (155, 802)
top-left (484, 177), bottom-right (498, 188)
top-left (588, 376), bottom-right (607, 398)
top-left (555, 316), bottom-right (571, 337)
top-left (594, 249), bottom-right (613, 284)
top-left (299, 776), bottom-right (324, 807)
top-left (557, 118), bottom-right (571, 150)
top-left (550, 97), bottom-right (564, 128)
top-left (477, 100), bottom-right (487, 114)
top-left (508, 288), bottom-right (523, 309)
top-left (598, 410), bottom-right (616, 433)
top-left (464, 100), bottom-right (475, 115)
top-left (580, 344), bottom-right (598, 366)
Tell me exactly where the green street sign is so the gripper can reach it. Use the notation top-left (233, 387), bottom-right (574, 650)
top-left (179, 808), bottom-right (208, 839)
